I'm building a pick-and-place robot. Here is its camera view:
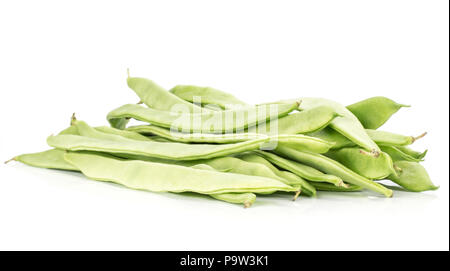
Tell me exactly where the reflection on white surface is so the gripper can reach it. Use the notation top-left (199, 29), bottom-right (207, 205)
top-left (1, 163), bottom-right (447, 250)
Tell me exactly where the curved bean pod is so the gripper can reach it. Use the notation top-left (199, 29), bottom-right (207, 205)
top-left (380, 145), bottom-right (424, 162)
top-left (64, 152), bottom-right (297, 194)
top-left (297, 98), bottom-right (380, 154)
top-left (107, 102), bottom-right (299, 132)
top-left (395, 146), bottom-right (428, 160)
top-left (388, 161), bottom-right (439, 192)
top-left (274, 146), bottom-right (393, 197)
top-left (311, 182), bottom-right (363, 192)
top-left (210, 193), bottom-right (257, 208)
top-left (6, 149), bottom-right (77, 171)
top-left (237, 153), bottom-right (316, 196)
top-left (169, 85), bottom-right (248, 110)
top-left (247, 105), bottom-right (340, 135)
top-left (48, 133), bottom-right (270, 161)
top-left (253, 151), bottom-right (346, 187)
top-left (365, 129), bottom-right (427, 146)
top-left (309, 127), bottom-right (427, 149)
top-left (127, 75), bottom-right (205, 112)
top-left (325, 147), bottom-right (396, 179)
top-left (346, 96), bottom-right (409, 129)
top-left (126, 125), bottom-right (333, 153)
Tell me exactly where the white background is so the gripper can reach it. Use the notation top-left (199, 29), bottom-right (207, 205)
top-left (0, 0), bottom-right (448, 251)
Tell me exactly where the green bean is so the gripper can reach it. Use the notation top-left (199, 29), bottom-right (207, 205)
top-left (210, 193), bottom-right (256, 208)
top-left (307, 127), bottom-right (353, 149)
top-left (111, 154), bottom-right (302, 196)
top-left (237, 153), bottom-right (316, 196)
top-left (346, 97), bottom-right (409, 129)
top-left (366, 129), bottom-right (427, 146)
top-left (126, 125), bottom-right (333, 153)
top-left (126, 105), bottom-right (339, 139)
top-left (253, 151), bottom-right (346, 187)
top-left (107, 102), bottom-right (299, 132)
top-left (388, 161), bottom-right (439, 192)
top-left (249, 105), bottom-right (340, 135)
top-left (380, 145), bottom-right (424, 162)
top-left (169, 85), bottom-right (248, 110)
top-left (5, 149), bottom-right (77, 171)
top-left (311, 182), bottom-right (363, 192)
top-left (187, 164), bottom-right (257, 206)
top-left (325, 147), bottom-right (396, 179)
top-left (8, 150), bottom-right (260, 207)
top-left (274, 146), bottom-right (393, 197)
top-left (51, 120), bottom-right (276, 161)
top-left (64, 152), bottom-right (297, 194)
top-left (309, 127), bottom-right (427, 149)
top-left (295, 98), bottom-right (380, 155)
top-left (127, 74), bottom-right (205, 112)
top-left (127, 124), bottom-right (261, 142)
top-left (395, 146), bottom-right (428, 160)
top-left (48, 134), bottom-right (269, 161)
top-left (94, 126), bottom-right (153, 141)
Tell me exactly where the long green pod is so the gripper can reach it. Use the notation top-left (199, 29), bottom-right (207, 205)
top-left (111, 154), bottom-right (301, 196)
top-left (388, 161), bottom-right (439, 192)
top-left (169, 85), bottom-right (249, 110)
top-left (237, 153), bottom-right (316, 196)
top-left (107, 102), bottom-right (299, 132)
top-left (311, 182), bottom-right (363, 192)
top-left (49, 121), bottom-right (271, 160)
top-left (210, 193), bottom-right (257, 207)
top-left (253, 151), bottom-right (346, 187)
top-left (395, 146), bottom-right (428, 160)
top-left (7, 150), bottom-right (260, 207)
top-left (188, 164), bottom-right (257, 207)
top-left (380, 145), bottom-right (424, 162)
top-left (274, 146), bottom-right (393, 197)
top-left (325, 147), bottom-right (396, 179)
top-left (365, 129), bottom-right (427, 146)
top-left (309, 127), bottom-right (427, 149)
top-left (48, 133), bottom-right (270, 161)
top-left (6, 149), bottom-right (78, 171)
top-left (249, 105), bottom-right (340, 135)
top-left (127, 75), bottom-right (205, 112)
top-left (63, 152), bottom-right (297, 194)
top-left (126, 125), bottom-right (333, 153)
top-left (346, 97), bottom-right (409, 129)
top-left (298, 98), bottom-right (380, 154)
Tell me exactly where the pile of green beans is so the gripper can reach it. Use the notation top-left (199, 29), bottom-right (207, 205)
top-left (6, 73), bottom-right (439, 207)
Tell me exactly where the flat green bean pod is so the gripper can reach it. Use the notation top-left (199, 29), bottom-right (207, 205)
top-left (107, 102), bottom-right (299, 132)
top-left (47, 133), bottom-right (270, 161)
top-left (126, 125), bottom-right (333, 153)
top-left (346, 97), bottom-right (409, 129)
top-left (274, 146), bottom-right (393, 197)
top-left (64, 152), bottom-right (297, 194)
top-left (388, 161), bottom-right (439, 192)
top-left (311, 182), bottom-right (363, 192)
top-left (248, 105), bottom-right (340, 135)
top-left (325, 147), bottom-right (396, 179)
top-left (253, 151), bottom-right (346, 187)
top-left (127, 75), bottom-right (206, 112)
top-left (395, 146), bottom-right (428, 160)
top-left (169, 85), bottom-right (249, 110)
top-left (237, 153), bottom-right (316, 196)
top-left (6, 149), bottom-right (77, 171)
top-left (297, 98), bottom-right (380, 154)
top-left (365, 129), bottom-right (427, 146)
top-left (210, 193), bottom-right (257, 207)
top-left (8, 149), bottom-right (260, 207)
top-left (380, 145), bottom-right (424, 162)
top-left (309, 127), bottom-right (427, 149)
